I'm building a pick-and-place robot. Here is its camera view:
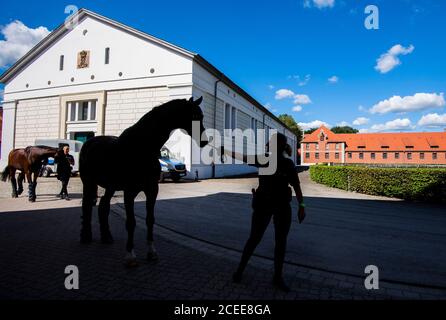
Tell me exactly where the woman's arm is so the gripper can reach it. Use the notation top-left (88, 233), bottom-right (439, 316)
top-left (290, 173), bottom-right (306, 224)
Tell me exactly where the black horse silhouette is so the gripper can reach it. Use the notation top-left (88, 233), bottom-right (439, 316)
top-left (1, 146), bottom-right (58, 201)
top-left (79, 97), bottom-right (207, 266)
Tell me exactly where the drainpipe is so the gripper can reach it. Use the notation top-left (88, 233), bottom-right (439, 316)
top-left (212, 79), bottom-right (221, 178)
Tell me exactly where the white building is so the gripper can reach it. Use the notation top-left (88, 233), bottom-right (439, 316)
top-left (0, 9), bottom-right (297, 179)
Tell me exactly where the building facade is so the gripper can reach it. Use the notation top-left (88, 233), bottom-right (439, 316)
top-left (301, 126), bottom-right (446, 166)
top-left (0, 9), bottom-right (296, 178)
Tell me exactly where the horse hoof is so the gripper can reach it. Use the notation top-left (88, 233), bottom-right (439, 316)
top-left (17, 190), bottom-right (23, 196)
top-left (125, 259), bottom-right (138, 268)
top-left (125, 251), bottom-right (138, 268)
top-left (29, 198), bottom-right (36, 203)
top-left (147, 252), bottom-right (159, 262)
top-left (11, 194), bottom-right (18, 198)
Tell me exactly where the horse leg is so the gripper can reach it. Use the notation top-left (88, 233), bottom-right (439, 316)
top-left (30, 171), bottom-right (38, 202)
top-left (17, 172), bottom-right (24, 195)
top-left (144, 180), bottom-right (159, 261)
top-left (81, 183), bottom-right (97, 244)
top-left (124, 189), bottom-right (138, 267)
top-left (10, 168), bottom-right (18, 198)
top-left (26, 171), bottom-right (35, 202)
top-left (98, 188), bottom-right (115, 244)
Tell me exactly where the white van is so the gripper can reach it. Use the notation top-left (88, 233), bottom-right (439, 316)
top-left (34, 139), bottom-right (83, 176)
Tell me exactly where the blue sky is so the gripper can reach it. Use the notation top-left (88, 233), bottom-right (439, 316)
top-left (1, 0), bottom-right (445, 132)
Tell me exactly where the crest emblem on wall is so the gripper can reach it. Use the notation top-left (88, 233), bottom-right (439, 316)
top-left (77, 50), bottom-right (90, 69)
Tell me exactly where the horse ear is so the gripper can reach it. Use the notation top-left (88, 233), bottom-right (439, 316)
top-left (188, 97), bottom-right (194, 103)
top-left (195, 96), bottom-right (203, 105)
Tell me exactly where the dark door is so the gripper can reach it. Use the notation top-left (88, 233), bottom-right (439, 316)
top-left (73, 132), bottom-right (95, 143)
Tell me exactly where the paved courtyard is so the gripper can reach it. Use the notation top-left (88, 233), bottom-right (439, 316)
top-left (0, 172), bottom-right (445, 300)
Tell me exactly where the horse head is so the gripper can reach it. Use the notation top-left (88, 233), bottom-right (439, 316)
top-left (178, 96), bottom-right (208, 148)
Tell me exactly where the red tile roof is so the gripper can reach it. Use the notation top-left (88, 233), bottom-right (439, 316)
top-left (302, 126), bottom-right (446, 151)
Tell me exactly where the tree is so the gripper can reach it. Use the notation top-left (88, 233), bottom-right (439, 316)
top-left (331, 126), bottom-right (359, 134)
top-left (278, 114), bottom-right (303, 142)
top-left (304, 128), bottom-right (318, 135)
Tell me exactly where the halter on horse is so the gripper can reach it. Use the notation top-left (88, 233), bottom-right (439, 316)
top-left (79, 97), bottom-right (208, 266)
top-left (1, 146), bottom-right (59, 201)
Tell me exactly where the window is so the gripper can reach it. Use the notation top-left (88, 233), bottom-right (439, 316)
top-left (231, 107), bottom-right (236, 130)
top-left (371, 153), bottom-right (376, 160)
top-left (335, 153), bottom-right (340, 160)
top-left (67, 100), bottom-right (97, 122)
top-left (251, 118), bottom-right (257, 143)
top-left (306, 144), bottom-right (310, 150)
top-left (348, 152), bottom-right (352, 159)
top-left (395, 153), bottom-right (400, 159)
top-left (325, 153), bottom-right (329, 160)
top-left (316, 144), bottom-right (319, 150)
top-left (224, 104), bottom-right (231, 130)
top-left (315, 153), bottom-right (319, 160)
top-left (433, 152), bottom-right (438, 160)
top-left (325, 144), bottom-right (330, 150)
top-left (359, 153), bottom-right (364, 159)
top-left (335, 143), bottom-right (340, 150)
top-left (305, 153), bottom-right (310, 159)
top-left (79, 102), bottom-right (89, 121)
top-left (407, 153), bottom-right (412, 160)
top-left (59, 55), bottom-right (64, 71)
top-left (383, 153), bottom-right (388, 160)
top-left (319, 133), bottom-right (325, 142)
top-left (105, 47), bottom-right (110, 64)
top-left (420, 153), bottom-right (425, 160)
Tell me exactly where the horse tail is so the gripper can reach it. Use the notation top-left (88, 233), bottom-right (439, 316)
top-left (1, 166), bottom-right (11, 182)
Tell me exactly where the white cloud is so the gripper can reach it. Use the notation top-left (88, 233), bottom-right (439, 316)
top-left (293, 94), bottom-right (312, 105)
top-left (275, 89), bottom-right (295, 100)
top-left (292, 105), bottom-right (303, 112)
top-left (369, 93), bottom-right (445, 114)
top-left (370, 118), bottom-right (414, 132)
top-left (275, 89), bottom-right (312, 108)
top-left (298, 74), bottom-right (311, 87)
top-left (287, 74), bottom-right (311, 86)
top-left (358, 105), bottom-right (365, 112)
top-left (268, 85), bottom-right (274, 90)
top-left (337, 121), bottom-right (350, 127)
top-left (418, 113), bottom-right (446, 127)
top-left (328, 75), bottom-right (339, 84)
top-left (375, 44), bottom-right (415, 74)
top-left (0, 20), bottom-right (50, 68)
top-left (304, 0), bottom-right (335, 9)
top-left (353, 117), bottom-right (370, 126)
top-left (298, 120), bottom-right (330, 131)
top-left (358, 129), bottom-right (369, 133)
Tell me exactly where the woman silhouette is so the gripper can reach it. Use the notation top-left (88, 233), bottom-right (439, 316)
top-left (223, 132), bottom-right (306, 292)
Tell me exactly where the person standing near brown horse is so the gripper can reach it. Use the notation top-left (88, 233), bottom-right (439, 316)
top-left (1, 146), bottom-right (58, 202)
top-left (55, 145), bottom-right (74, 200)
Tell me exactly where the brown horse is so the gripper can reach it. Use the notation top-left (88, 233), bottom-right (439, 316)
top-left (1, 146), bottom-right (58, 202)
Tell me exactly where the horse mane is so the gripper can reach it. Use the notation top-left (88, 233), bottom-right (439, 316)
top-left (135, 99), bottom-right (185, 127)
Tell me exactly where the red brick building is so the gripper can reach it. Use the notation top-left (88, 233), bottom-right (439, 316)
top-left (301, 126), bottom-right (446, 165)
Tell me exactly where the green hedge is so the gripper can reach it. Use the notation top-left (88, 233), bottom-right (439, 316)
top-left (309, 165), bottom-right (446, 202)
